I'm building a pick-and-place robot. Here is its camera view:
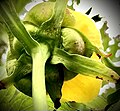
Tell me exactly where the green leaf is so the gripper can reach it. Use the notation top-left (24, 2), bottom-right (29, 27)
top-left (51, 48), bottom-right (119, 82)
top-left (6, 59), bottom-right (17, 76)
top-left (0, 0), bottom-right (39, 55)
top-left (0, 86), bottom-right (60, 111)
top-left (14, 73), bottom-right (32, 97)
top-left (106, 100), bottom-right (120, 111)
top-left (85, 85), bottom-right (115, 110)
top-left (14, 63), bottom-right (64, 109)
top-left (86, 96), bottom-right (107, 110)
top-left (9, 91), bottom-right (33, 111)
top-left (0, 53), bottom-right (32, 90)
top-left (58, 102), bottom-right (76, 111)
top-left (0, 86), bottom-right (33, 111)
top-left (100, 21), bottom-right (120, 76)
top-left (83, 85), bottom-right (116, 110)
top-left (107, 88), bottom-right (120, 105)
top-left (0, 86), bottom-right (16, 103)
top-left (59, 98), bottom-right (106, 111)
top-left (109, 36), bottom-right (120, 62)
top-left (100, 21), bottom-right (110, 51)
top-left (4, 54), bottom-right (64, 110)
top-left (59, 102), bottom-right (91, 111)
top-left (100, 21), bottom-right (120, 62)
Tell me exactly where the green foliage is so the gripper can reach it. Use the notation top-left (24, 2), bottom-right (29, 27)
top-left (59, 102), bottom-right (90, 111)
top-left (86, 96), bottom-right (107, 110)
top-left (100, 21), bottom-right (120, 111)
top-left (100, 21), bottom-right (110, 51)
top-left (101, 22), bottom-right (120, 63)
top-left (0, 0), bottom-right (120, 111)
top-left (109, 36), bottom-right (120, 62)
top-left (106, 100), bottom-right (120, 111)
top-left (100, 22), bottom-right (120, 75)
top-left (51, 48), bottom-right (119, 82)
top-left (107, 88), bottom-right (120, 105)
top-left (0, 86), bottom-right (33, 111)
top-left (0, 0), bottom-right (68, 110)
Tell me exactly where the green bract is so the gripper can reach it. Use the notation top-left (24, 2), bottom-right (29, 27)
top-left (24, 2), bottom-right (55, 26)
top-left (61, 28), bottom-right (85, 55)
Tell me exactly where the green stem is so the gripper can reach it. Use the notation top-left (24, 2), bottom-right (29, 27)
top-left (0, 0), bottom-right (68, 110)
top-left (32, 44), bottom-right (50, 111)
top-left (0, 1), bottom-right (50, 110)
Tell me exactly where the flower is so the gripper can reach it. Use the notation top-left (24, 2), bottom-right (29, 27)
top-left (61, 10), bottom-right (102, 103)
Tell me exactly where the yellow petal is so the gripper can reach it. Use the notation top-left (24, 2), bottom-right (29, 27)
top-left (61, 9), bottom-right (103, 103)
top-left (61, 74), bottom-right (102, 103)
top-left (63, 9), bottom-right (102, 48)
